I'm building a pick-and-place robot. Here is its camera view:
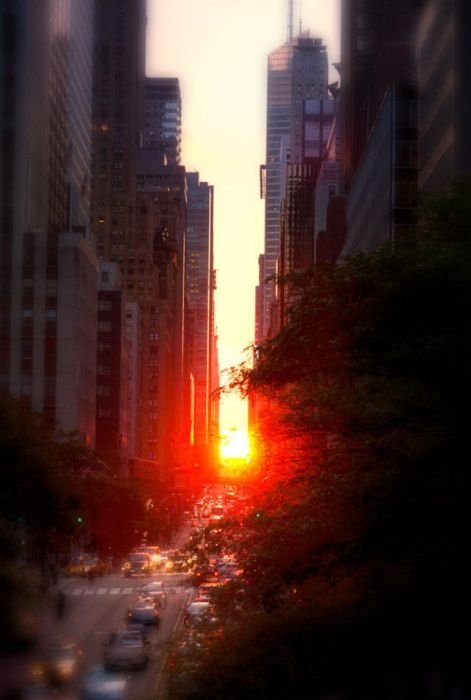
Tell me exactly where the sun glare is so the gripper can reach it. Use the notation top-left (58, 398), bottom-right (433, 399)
top-left (220, 429), bottom-right (251, 460)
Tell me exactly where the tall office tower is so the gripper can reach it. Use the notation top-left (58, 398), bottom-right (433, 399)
top-left (340, 0), bottom-right (424, 190)
top-left (90, 0), bottom-right (146, 456)
top-left (260, 35), bottom-right (328, 339)
top-left (0, 0), bottom-right (97, 444)
top-left (281, 97), bottom-right (336, 276)
top-left (185, 173), bottom-right (215, 458)
top-left (418, 0), bottom-right (471, 192)
top-left (90, 0), bottom-right (146, 260)
top-left (135, 148), bottom-right (187, 477)
top-left (96, 263), bottom-right (129, 474)
top-left (142, 77), bottom-right (182, 165)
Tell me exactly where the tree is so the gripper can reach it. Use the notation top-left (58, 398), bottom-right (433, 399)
top-left (175, 186), bottom-right (471, 698)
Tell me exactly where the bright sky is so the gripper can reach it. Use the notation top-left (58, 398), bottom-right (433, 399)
top-left (146, 0), bottom-right (340, 435)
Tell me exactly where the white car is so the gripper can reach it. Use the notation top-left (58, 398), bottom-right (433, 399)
top-left (138, 580), bottom-right (167, 607)
top-left (185, 600), bottom-right (210, 622)
top-left (81, 664), bottom-right (128, 699)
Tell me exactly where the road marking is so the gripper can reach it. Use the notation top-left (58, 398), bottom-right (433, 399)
top-left (63, 582), bottom-right (187, 597)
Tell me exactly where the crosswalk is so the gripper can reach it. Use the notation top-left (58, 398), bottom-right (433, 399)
top-left (62, 584), bottom-right (186, 597)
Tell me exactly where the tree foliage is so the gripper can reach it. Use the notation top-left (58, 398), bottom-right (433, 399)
top-left (174, 184), bottom-right (471, 698)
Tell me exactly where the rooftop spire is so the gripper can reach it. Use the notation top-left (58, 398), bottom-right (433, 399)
top-left (288, 0), bottom-right (294, 41)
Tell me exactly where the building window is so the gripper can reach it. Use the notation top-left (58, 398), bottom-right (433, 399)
top-left (98, 321), bottom-right (112, 332)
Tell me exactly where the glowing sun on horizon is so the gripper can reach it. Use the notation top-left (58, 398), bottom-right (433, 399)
top-left (220, 429), bottom-right (251, 460)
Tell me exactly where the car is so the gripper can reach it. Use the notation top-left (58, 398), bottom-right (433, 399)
top-left (65, 555), bottom-right (110, 578)
top-left (81, 664), bottom-right (128, 699)
top-left (121, 552), bottom-right (152, 577)
top-left (137, 580), bottom-right (167, 608)
top-left (132, 544), bottom-right (161, 567)
top-left (127, 599), bottom-right (160, 626)
top-left (103, 629), bottom-right (149, 672)
top-left (34, 641), bottom-right (83, 686)
top-left (184, 600), bottom-right (211, 624)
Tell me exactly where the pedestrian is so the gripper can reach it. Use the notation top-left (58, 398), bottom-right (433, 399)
top-left (56, 589), bottom-right (66, 620)
top-left (87, 568), bottom-right (96, 585)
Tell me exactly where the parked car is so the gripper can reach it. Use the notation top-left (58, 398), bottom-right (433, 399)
top-left (127, 599), bottom-right (160, 626)
top-left (81, 664), bottom-right (128, 699)
top-left (103, 629), bottom-right (149, 672)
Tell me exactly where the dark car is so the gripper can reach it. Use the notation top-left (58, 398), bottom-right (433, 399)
top-left (34, 641), bottom-right (83, 687)
top-left (103, 629), bottom-right (149, 672)
top-left (127, 599), bottom-right (160, 626)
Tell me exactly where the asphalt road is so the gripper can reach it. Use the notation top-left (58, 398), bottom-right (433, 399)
top-left (18, 570), bottom-right (191, 699)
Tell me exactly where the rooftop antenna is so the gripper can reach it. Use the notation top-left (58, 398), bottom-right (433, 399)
top-left (299, 0), bottom-right (303, 34)
top-left (288, 0), bottom-right (294, 41)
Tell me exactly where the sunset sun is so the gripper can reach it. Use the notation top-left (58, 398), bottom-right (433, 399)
top-left (220, 429), bottom-right (251, 460)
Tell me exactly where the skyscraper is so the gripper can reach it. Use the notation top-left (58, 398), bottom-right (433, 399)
top-left (0, 0), bottom-right (97, 444)
top-left (134, 148), bottom-right (187, 474)
top-left (185, 172), bottom-right (215, 452)
top-left (260, 35), bottom-right (329, 339)
top-left (417, 0), bottom-right (471, 191)
top-left (143, 77), bottom-right (182, 165)
top-left (90, 0), bottom-right (146, 260)
top-left (339, 0), bottom-right (424, 190)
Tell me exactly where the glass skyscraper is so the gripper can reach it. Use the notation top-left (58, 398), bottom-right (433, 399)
top-left (261, 35), bottom-right (329, 338)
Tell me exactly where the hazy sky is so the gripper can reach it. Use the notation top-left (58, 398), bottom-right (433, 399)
top-left (146, 0), bottom-right (340, 434)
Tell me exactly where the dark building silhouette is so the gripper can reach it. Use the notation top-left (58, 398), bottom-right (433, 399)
top-left (96, 263), bottom-right (129, 474)
top-left (418, 0), bottom-right (471, 191)
top-left (340, 0), bottom-right (424, 190)
top-left (0, 0), bottom-right (97, 444)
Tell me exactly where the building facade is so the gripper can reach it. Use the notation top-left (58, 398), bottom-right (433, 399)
top-left (142, 77), bottom-right (182, 165)
top-left (417, 0), bottom-right (471, 191)
top-left (341, 86), bottom-right (418, 258)
top-left (134, 148), bottom-right (187, 475)
top-left (0, 0), bottom-right (97, 443)
top-left (185, 173), bottom-right (215, 449)
top-left (96, 263), bottom-right (129, 473)
top-left (339, 0), bottom-right (424, 191)
top-left (260, 34), bottom-right (329, 339)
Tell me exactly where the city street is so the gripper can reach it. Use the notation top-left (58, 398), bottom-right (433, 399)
top-left (3, 570), bottom-right (191, 699)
